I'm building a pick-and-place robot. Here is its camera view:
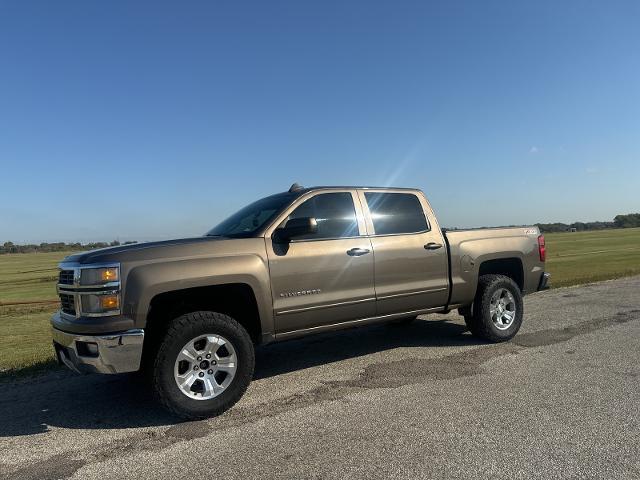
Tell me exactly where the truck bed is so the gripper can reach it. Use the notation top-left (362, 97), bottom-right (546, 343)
top-left (443, 226), bottom-right (545, 306)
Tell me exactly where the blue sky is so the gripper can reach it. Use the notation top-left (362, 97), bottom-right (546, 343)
top-left (1, 1), bottom-right (639, 243)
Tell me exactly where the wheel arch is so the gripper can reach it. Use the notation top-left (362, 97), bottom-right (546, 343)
top-left (477, 257), bottom-right (525, 292)
top-left (141, 282), bottom-right (264, 371)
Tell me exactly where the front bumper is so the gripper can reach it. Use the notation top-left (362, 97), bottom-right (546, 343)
top-left (52, 327), bottom-right (144, 374)
top-left (538, 272), bottom-right (551, 291)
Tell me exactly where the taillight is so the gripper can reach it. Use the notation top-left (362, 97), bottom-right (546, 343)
top-left (538, 234), bottom-right (546, 262)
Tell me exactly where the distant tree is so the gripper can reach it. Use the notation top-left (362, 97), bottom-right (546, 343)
top-left (536, 214), bottom-right (640, 233)
top-left (0, 240), bottom-right (139, 254)
top-left (614, 213), bottom-right (640, 228)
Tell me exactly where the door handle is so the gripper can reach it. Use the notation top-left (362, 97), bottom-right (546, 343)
top-left (347, 248), bottom-right (371, 256)
top-left (424, 242), bottom-right (443, 250)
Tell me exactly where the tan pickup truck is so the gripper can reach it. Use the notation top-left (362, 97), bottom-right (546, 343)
top-left (52, 185), bottom-right (549, 418)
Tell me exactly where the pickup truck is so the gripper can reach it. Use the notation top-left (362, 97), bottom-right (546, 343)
top-left (52, 185), bottom-right (549, 418)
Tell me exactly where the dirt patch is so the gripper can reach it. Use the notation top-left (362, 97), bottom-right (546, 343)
top-left (515, 310), bottom-right (639, 348)
top-left (2, 453), bottom-right (86, 480)
top-left (346, 343), bottom-right (521, 389)
top-left (165, 420), bottom-right (213, 440)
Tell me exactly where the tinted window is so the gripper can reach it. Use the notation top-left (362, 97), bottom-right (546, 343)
top-left (207, 192), bottom-right (298, 238)
top-left (365, 192), bottom-right (428, 235)
top-left (285, 192), bottom-right (359, 240)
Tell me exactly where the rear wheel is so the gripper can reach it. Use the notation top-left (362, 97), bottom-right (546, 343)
top-left (465, 274), bottom-right (523, 342)
top-left (152, 311), bottom-right (254, 419)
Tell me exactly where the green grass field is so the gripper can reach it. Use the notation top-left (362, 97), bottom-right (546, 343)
top-left (1, 228), bottom-right (640, 374)
top-left (0, 251), bottom-right (65, 373)
top-left (544, 228), bottom-right (640, 287)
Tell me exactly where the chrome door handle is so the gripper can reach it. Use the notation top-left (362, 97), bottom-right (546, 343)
top-left (424, 242), bottom-right (443, 250)
top-left (347, 248), bottom-right (371, 256)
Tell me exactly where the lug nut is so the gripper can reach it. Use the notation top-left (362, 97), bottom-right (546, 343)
top-left (194, 366), bottom-right (199, 370)
top-left (207, 369), bottom-right (213, 374)
top-left (197, 356), bottom-right (202, 361)
top-left (206, 354), bottom-right (211, 359)
top-left (199, 372), bottom-right (204, 378)
top-left (211, 360), bottom-right (217, 365)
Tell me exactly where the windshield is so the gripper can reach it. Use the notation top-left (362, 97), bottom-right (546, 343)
top-left (206, 192), bottom-right (299, 238)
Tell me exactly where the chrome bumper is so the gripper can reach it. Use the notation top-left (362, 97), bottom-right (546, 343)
top-left (52, 328), bottom-right (144, 374)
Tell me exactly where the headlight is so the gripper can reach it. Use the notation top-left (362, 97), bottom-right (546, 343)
top-left (80, 266), bottom-right (119, 286)
top-left (80, 293), bottom-right (120, 314)
top-left (58, 262), bottom-right (122, 318)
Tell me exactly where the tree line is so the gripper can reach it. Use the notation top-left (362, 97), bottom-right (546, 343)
top-left (536, 213), bottom-right (640, 233)
top-left (0, 240), bottom-right (137, 255)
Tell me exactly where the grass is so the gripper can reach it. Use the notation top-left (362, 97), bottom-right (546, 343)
top-left (0, 251), bottom-right (65, 303)
top-left (0, 251), bottom-right (72, 374)
top-left (1, 228), bottom-right (640, 373)
top-left (544, 227), bottom-right (640, 287)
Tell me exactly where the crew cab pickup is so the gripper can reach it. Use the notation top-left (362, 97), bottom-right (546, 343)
top-left (52, 185), bottom-right (549, 418)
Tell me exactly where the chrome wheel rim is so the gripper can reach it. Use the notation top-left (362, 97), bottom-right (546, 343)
top-left (489, 288), bottom-right (516, 330)
top-left (173, 334), bottom-right (237, 400)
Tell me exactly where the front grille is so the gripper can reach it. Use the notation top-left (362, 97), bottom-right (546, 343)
top-left (59, 270), bottom-right (74, 285)
top-left (59, 293), bottom-right (76, 315)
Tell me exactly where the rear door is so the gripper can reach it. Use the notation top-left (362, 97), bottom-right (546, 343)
top-left (265, 190), bottom-right (376, 333)
top-left (359, 190), bottom-right (449, 315)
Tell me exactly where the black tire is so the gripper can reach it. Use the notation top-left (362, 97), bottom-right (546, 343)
top-left (152, 311), bottom-right (255, 419)
top-left (465, 274), bottom-right (523, 342)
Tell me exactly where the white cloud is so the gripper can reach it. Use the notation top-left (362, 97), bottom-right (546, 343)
top-left (529, 146), bottom-right (538, 154)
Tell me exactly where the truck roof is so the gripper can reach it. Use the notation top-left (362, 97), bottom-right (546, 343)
top-left (288, 184), bottom-right (422, 194)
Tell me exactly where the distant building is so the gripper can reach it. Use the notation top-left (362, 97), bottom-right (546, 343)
top-left (567, 228), bottom-right (577, 232)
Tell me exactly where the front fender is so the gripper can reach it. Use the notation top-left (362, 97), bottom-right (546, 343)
top-left (123, 254), bottom-right (273, 336)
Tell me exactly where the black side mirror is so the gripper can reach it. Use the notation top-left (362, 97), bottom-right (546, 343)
top-left (274, 217), bottom-right (318, 242)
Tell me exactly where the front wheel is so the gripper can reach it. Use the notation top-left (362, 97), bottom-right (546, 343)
top-left (465, 274), bottom-right (523, 342)
top-left (152, 311), bottom-right (255, 419)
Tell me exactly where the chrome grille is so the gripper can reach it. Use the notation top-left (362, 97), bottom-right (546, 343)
top-left (59, 269), bottom-right (75, 285)
top-left (59, 293), bottom-right (76, 315)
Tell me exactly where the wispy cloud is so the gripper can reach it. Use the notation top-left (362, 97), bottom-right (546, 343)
top-left (529, 146), bottom-right (539, 154)
top-left (586, 166), bottom-right (598, 175)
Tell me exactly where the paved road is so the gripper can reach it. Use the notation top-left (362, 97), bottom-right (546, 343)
top-left (1, 276), bottom-right (639, 480)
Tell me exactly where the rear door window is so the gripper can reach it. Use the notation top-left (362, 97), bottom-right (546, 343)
top-left (364, 192), bottom-right (428, 235)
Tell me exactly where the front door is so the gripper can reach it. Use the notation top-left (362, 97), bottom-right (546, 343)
top-left (266, 191), bottom-right (376, 333)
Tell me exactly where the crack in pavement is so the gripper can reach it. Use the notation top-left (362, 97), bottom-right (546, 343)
top-left (4, 309), bottom-right (639, 480)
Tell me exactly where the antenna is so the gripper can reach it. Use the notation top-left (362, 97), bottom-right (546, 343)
top-left (288, 183), bottom-right (304, 193)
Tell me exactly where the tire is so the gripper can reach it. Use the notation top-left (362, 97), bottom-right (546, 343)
top-left (465, 274), bottom-right (523, 342)
top-left (152, 311), bottom-right (255, 419)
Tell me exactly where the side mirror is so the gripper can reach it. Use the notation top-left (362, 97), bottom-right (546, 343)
top-left (274, 217), bottom-right (318, 242)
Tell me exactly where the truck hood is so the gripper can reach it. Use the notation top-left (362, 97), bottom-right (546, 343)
top-left (62, 236), bottom-right (241, 265)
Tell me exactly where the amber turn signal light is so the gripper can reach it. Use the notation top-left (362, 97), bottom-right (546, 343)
top-left (101, 268), bottom-right (119, 282)
top-left (100, 295), bottom-right (119, 310)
